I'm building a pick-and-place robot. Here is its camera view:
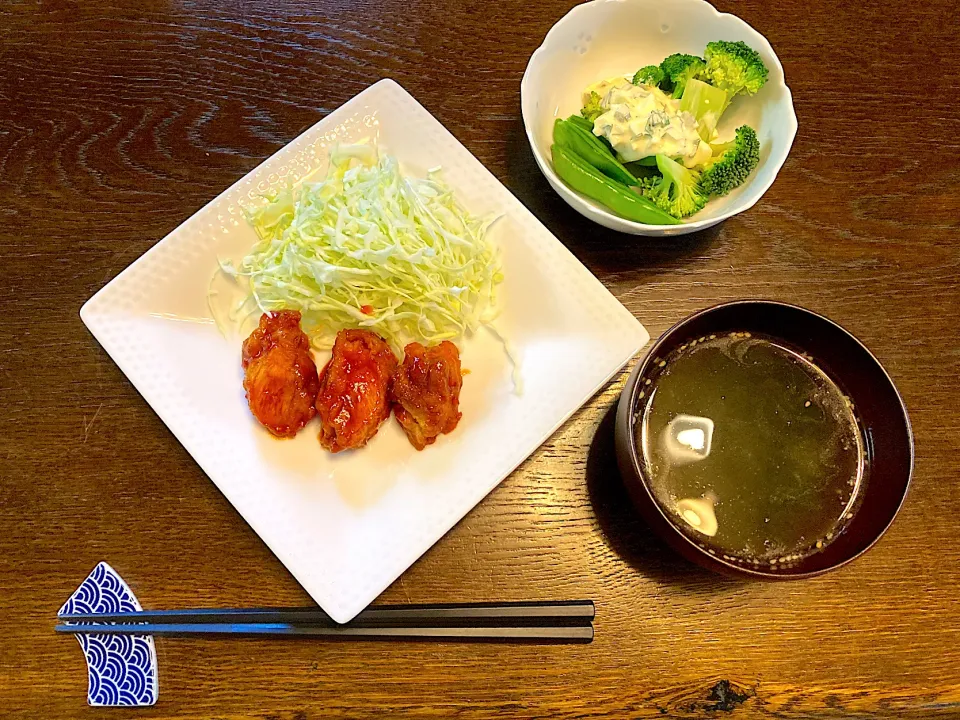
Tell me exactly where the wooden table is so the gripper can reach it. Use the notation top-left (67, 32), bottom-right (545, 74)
top-left (2, 0), bottom-right (958, 717)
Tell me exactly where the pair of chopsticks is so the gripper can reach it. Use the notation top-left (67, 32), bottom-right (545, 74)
top-left (56, 600), bottom-right (594, 643)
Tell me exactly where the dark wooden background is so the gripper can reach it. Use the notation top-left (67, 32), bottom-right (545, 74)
top-left (1, 0), bottom-right (958, 717)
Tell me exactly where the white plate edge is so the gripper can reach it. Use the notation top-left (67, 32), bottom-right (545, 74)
top-left (78, 77), bottom-right (652, 622)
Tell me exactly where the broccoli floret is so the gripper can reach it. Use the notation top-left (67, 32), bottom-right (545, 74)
top-left (633, 65), bottom-right (665, 87)
top-left (581, 91), bottom-right (605, 123)
top-left (642, 154), bottom-right (707, 219)
top-left (701, 41), bottom-right (769, 101)
top-left (700, 126), bottom-right (760, 196)
top-left (679, 78), bottom-right (728, 141)
top-left (633, 174), bottom-right (661, 194)
top-left (658, 53), bottom-right (706, 97)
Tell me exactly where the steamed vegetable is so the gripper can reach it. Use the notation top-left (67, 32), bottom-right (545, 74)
top-left (642, 154), bottom-right (708, 219)
top-left (551, 144), bottom-right (680, 225)
top-left (565, 39), bottom-right (768, 222)
top-left (567, 114), bottom-right (597, 133)
top-left (700, 125), bottom-right (761, 196)
top-left (679, 78), bottom-right (728, 141)
top-left (554, 118), bottom-right (638, 186)
top-left (632, 64), bottom-right (665, 87)
top-left (222, 142), bottom-right (502, 354)
top-left (658, 53), bottom-right (706, 98)
top-left (701, 40), bottom-right (769, 112)
top-left (581, 91), bottom-right (605, 123)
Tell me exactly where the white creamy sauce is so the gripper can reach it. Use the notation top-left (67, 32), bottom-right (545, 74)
top-left (583, 77), bottom-right (711, 167)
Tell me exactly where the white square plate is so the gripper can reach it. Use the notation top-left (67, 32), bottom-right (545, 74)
top-left (81, 79), bottom-right (649, 623)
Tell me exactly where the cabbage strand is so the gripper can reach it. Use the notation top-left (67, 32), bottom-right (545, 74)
top-left (224, 142), bottom-right (503, 355)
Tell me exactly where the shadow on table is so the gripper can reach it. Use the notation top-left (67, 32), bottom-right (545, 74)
top-left (504, 108), bottom-right (738, 592)
top-left (586, 401), bottom-right (741, 593)
top-left (504, 113), bottom-right (725, 274)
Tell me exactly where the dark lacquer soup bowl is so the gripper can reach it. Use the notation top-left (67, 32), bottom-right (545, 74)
top-left (614, 300), bottom-right (913, 579)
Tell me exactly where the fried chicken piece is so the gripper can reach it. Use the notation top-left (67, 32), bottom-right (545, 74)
top-left (315, 329), bottom-right (398, 453)
top-left (241, 311), bottom-right (320, 438)
top-left (391, 341), bottom-right (463, 450)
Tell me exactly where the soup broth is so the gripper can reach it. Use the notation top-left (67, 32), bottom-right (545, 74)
top-left (637, 332), bottom-right (865, 567)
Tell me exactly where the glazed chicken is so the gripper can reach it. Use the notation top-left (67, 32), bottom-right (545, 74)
top-left (315, 329), bottom-right (398, 453)
top-left (241, 311), bottom-right (320, 438)
top-left (391, 341), bottom-right (463, 450)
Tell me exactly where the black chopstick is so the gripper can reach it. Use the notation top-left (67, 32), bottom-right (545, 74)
top-left (55, 622), bottom-right (593, 643)
top-left (58, 600), bottom-right (595, 628)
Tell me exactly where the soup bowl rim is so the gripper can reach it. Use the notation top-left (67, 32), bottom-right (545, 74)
top-left (614, 299), bottom-right (914, 580)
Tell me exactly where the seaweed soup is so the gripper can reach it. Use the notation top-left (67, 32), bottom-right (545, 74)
top-left (637, 332), bottom-right (866, 568)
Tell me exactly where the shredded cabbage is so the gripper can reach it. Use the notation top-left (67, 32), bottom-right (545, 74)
top-left (221, 141), bottom-right (503, 356)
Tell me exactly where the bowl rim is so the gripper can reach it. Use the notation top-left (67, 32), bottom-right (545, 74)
top-left (617, 299), bottom-right (915, 579)
top-left (520, 0), bottom-right (799, 235)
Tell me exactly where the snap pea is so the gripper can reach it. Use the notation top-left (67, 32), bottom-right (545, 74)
top-left (566, 114), bottom-right (595, 133)
top-left (566, 114), bottom-right (620, 155)
top-left (624, 156), bottom-right (659, 169)
top-left (553, 119), bottom-right (637, 186)
top-left (551, 144), bottom-right (679, 225)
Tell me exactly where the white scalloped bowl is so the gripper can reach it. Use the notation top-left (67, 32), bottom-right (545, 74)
top-left (521, 0), bottom-right (798, 236)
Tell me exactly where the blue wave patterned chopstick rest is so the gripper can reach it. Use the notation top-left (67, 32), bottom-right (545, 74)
top-left (58, 562), bottom-right (159, 706)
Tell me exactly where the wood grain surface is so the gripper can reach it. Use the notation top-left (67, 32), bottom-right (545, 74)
top-left (1, 0), bottom-right (958, 717)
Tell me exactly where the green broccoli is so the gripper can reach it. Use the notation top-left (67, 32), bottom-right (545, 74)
top-left (633, 174), bottom-right (661, 194)
top-left (700, 41), bottom-right (769, 102)
top-left (679, 78), bottom-right (728, 141)
top-left (658, 53), bottom-right (705, 97)
top-left (700, 126), bottom-right (760, 196)
top-left (581, 91), bottom-right (605, 123)
top-left (633, 65), bottom-right (665, 87)
top-left (642, 154), bottom-right (707, 219)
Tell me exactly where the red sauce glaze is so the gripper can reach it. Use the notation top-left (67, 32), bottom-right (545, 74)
top-left (315, 329), bottom-right (398, 452)
top-left (241, 310), bottom-right (320, 438)
top-left (391, 340), bottom-right (463, 450)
